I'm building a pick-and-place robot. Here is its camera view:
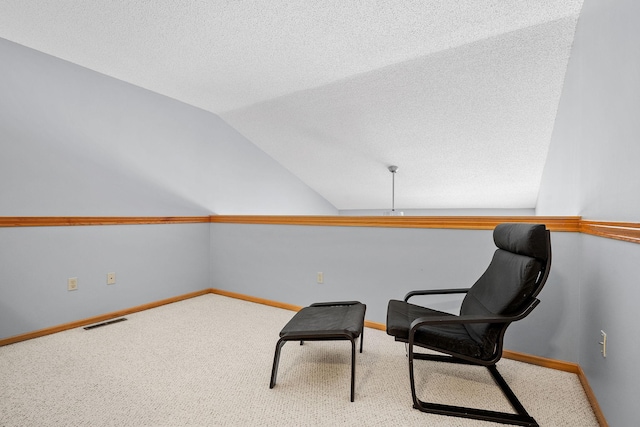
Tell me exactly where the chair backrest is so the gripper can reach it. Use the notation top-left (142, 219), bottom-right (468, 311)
top-left (460, 223), bottom-right (551, 347)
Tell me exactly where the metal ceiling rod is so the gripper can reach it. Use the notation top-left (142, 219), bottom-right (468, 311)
top-left (388, 165), bottom-right (398, 212)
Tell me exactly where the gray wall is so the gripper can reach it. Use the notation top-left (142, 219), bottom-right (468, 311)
top-left (0, 223), bottom-right (210, 339)
top-left (0, 36), bottom-right (335, 340)
top-left (537, 0), bottom-right (640, 220)
top-left (579, 236), bottom-right (640, 422)
top-left (536, 0), bottom-right (640, 424)
top-left (0, 37), bottom-right (336, 216)
top-left (210, 223), bottom-right (581, 362)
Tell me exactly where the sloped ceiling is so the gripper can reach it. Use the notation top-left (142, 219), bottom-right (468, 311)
top-left (0, 1), bottom-right (584, 211)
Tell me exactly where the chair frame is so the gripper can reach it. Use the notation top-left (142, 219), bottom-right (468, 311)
top-left (395, 228), bottom-right (551, 427)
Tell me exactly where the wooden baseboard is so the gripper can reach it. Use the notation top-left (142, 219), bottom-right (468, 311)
top-left (0, 288), bottom-right (607, 426)
top-left (364, 320), bottom-right (386, 331)
top-left (209, 288), bottom-right (304, 312)
top-left (576, 365), bottom-right (609, 427)
top-left (502, 349), bottom-right (579, 373)
top-left (501, 350), bottom-right (607, 426)
top-left (0, 289), bottom-right (210, 347)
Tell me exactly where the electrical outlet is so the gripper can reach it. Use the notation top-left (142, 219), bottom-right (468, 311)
top-left (317, 272), bottom-right (324, 284)
top-left (599, 330), bottom-right (607, 358)
top-left (68, 277), bottom-right (78, 291)
top-left (107, 272), bottom-right (116, 285)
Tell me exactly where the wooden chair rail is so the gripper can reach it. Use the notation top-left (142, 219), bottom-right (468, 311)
top-left (2, 215), bottom-right (639, 246)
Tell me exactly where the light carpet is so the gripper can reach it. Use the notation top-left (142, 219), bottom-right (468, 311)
top-left (0, 294), bottom-right (599, 426)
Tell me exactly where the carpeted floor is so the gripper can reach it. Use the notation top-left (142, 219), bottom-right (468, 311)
top-left (0, 294), bottom-right (599, 426)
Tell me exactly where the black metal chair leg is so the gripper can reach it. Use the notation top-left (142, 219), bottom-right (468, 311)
top-left (407, 350), bottom-right (539, 427)
top-left (270, 339), bottom-right (286, 389)
top-left (350, 338), bottom-right (356, 402)
top-left (408, 342), bottom-right (420, 408)
top-left (486, 365), bottom-right (535, 423)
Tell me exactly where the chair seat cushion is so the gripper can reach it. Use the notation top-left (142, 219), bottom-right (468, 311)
top-left (387, 299), bottom-right (491, 360)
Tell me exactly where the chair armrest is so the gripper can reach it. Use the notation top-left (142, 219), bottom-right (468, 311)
top-left (404, 288), bottom-right (470, 302)
top-left (409, 299), bottom-right (540, 333)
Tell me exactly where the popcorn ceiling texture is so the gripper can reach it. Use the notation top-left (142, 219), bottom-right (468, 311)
top-left (0, 1), bottom-right (584, 210)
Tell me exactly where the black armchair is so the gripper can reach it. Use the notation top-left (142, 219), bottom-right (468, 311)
top-left (386, 223), bottom-right (551, 427)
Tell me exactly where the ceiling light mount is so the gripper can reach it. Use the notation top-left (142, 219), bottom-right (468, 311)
top-left (385, 165), bottom-right (403, 216)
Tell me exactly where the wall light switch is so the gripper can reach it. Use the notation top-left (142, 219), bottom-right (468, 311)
top-left (107, 272), bottom-right (116, 285)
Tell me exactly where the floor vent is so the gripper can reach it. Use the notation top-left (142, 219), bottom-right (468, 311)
top-left (84, 318), bottom-right (127, 330)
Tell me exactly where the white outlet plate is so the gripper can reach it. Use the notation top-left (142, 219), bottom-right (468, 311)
top-left (317, 272), bottom-right (324, 284)
top-left (68, 277), bottom-right (78, 291)
top-left (107, 272), bottom-right (116, 285)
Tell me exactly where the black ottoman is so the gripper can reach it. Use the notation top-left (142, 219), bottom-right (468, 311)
top-left (269, 301), bottom-right (366, 402)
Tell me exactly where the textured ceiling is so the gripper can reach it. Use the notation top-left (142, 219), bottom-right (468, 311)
top-left (0, 1), bottom-right (584, 211)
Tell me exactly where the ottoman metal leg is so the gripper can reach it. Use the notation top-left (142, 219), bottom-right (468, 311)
top-left (270, 338), bottom-right (286, 389)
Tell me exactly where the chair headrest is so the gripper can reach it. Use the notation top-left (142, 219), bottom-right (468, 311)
top-left (493, 223), bottom-right (549, 261)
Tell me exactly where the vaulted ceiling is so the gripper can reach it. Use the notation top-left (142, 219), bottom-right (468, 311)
top-left (0, 1), bottom-right (584, 211)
